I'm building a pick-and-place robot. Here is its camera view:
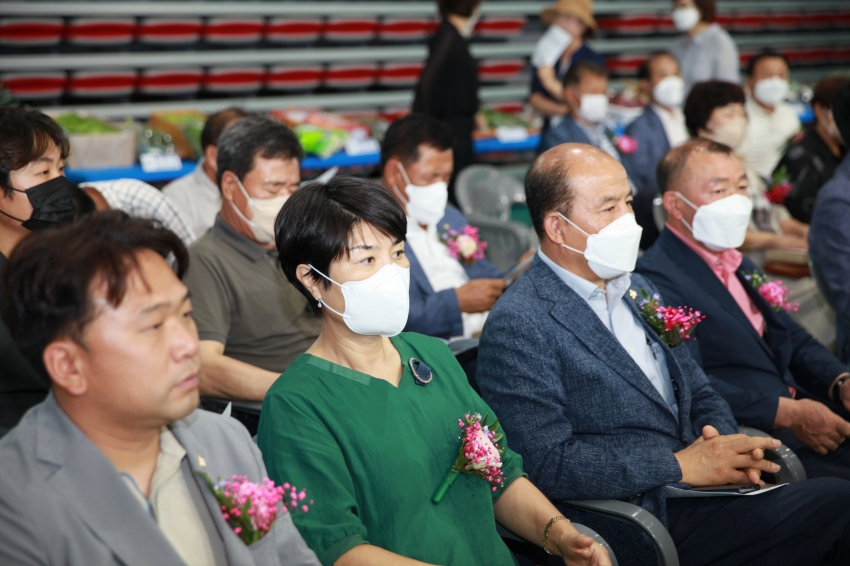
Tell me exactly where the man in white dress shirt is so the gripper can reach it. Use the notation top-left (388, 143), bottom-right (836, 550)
top-left (163, 108), bottom-right (249, 238)
top-left (379, 114), bottom-right (507, 339)
top-left (737, 50), bottom-right (801, 180)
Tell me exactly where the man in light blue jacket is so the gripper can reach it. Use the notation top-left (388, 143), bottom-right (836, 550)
top-left (0, 211), bottom-right (319, 566)
top-left (477, 143), bottom-right (850, 566)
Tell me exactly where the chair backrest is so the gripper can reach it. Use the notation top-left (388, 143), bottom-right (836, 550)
top-left (455, 164), bottom-right (525, 222)
top-left (466, 213), bottom-right (531, 272)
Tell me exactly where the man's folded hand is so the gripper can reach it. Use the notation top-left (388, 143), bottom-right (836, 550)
top-left (674, 425), bottom-right (781, 487)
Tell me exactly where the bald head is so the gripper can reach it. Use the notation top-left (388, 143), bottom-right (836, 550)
top-left (525, 144), bottom-right (627, 237)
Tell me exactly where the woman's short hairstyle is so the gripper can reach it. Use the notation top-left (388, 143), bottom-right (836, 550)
top-left (0, 107), bottom-right (70, 198)
top-left (1, 210), bottom-right (188, 372)
top-left (275, 176), bottom-right (407, 311)
top-left (437, 0), bottom-right (481, 18)
top-left (683, 80), bottom-right (745, 137)
top-left (694, 0), bottom-right (716, 22)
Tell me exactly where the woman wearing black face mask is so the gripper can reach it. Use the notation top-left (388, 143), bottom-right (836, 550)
top-left (0, 106), bottom-right (77, 431)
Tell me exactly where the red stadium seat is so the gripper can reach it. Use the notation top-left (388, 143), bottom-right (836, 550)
top-left (203, 18), bottom-right (264, 44)
top-left (474, 17), bottom-right (527, 39)
top-left (203, 67), bottom-right (266, 93)
top-left (0, 18), bottom-right (63, 48)
top-left (378, 17), bottom-right (435, 42)
top-left (265, 18), bottom-right (324, 43)
top-left (798, 11), bottom-right (834, 29)
top-left (265, 65), bottom-right (324, 91)
top-left (488, 101), bottom-right (525, 114)
top-left (0, 72), bottom-right (66, 100)
top-left (831, 47), bottom-right (850, 64)
top-left (765, 12), bottom-right (799, 31)
top-left (324, 18), bottom-right (378, 43)
top-left (478, 59), bottom-right (525, 82)
top-left (726, 12), bottom-right (767, 32)
top-left (137, 18), bottom-right (203, 45)
top-left (606, 54), bottom-right (647, 76)
top-left (137, 68), bottom-right (203, 96)
top-left (377, 62), bottom-right (424, 87)
top-left (713, 13), bottom-right (736, 29)
top-left (65, 18), bottom-right (137, 46)
top-left (784, 47), bottom-right (832, 67)
top-left (383, 108), bottom-right (410, 122)
top-left (324, 63), bottom-right (378, 89)
top-left (67, 70), bottom-right (137, 97)
top-left (597, 14), bottom-right (662, 35)
top-left (834, 11), bottom-right (850, 29)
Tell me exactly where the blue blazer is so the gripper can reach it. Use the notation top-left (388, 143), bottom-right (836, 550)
top-left (477, 257), bottom-right (737, 529)
top-left (622, 107), bottom-right (671, 250)
top-left (538, 114), bottom-right (597, 155)
top-left (637, 228), bottom-right (848, 432)
top-left (404, 205), bottom-right (503, 339)
top-left (810, 153), bottom-right (850, 364)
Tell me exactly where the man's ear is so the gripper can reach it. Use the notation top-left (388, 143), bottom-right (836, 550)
top-left (43, 339), bottom-right (88, 397)
top-left (543, 212), bottom-right (568, 246)
top-left (663, 190), bottom-right (685, 220)
top-left (639, 78), bottom-right (652, 97)
top-left (220, 170), bottom-right (237, 201)
top-left (204, 145), bottom-right (218, 172)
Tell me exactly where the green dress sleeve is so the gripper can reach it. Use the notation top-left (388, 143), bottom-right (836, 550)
top-left (258, 386), bottom-right (368, 566)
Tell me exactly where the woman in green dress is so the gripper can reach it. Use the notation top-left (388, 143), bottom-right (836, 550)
top-left (258, 176), bottom-right (610, 566)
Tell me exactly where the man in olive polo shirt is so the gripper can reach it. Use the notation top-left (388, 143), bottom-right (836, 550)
top-left (184, 116), bottom-right (321, 401)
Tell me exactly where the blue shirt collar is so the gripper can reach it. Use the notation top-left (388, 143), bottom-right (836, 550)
top-left (537, 249), bottom-right (632, 303)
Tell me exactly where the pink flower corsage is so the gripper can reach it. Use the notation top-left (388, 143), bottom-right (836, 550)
top-left (432, 412), bottom-right (505, 504)
top-left (765, 166), bottom-right (793, 205)
top-left (743, 271), bottom-right (799, 313)
top-left (197, 472), bottom-right (312, 545)
top-left (615, 134), bottom-right (639, 155)
top-left (440, 224), bottom-right (488, 266)
top-left (632, 289), bottom-right (705, 347)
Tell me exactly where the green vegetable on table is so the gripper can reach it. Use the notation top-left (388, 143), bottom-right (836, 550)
top-left (479, 109), bottom-right (530, 129)
top-left (295, 125), bottom-right (348, 158)
top-left (54, 113), bottom-right (118, 134)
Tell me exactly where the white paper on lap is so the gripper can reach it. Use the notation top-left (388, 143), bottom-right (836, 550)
top-left (664, 483), bottom-right (788, 498)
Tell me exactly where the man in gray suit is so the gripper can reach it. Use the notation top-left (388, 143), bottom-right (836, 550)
top-left (477, 143), bottom-right (850, 566)
top-left (0, 211), bottom-right (319, 566)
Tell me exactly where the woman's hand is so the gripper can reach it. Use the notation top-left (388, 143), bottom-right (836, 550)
top-left (554, 528), bottom-right (612, 566)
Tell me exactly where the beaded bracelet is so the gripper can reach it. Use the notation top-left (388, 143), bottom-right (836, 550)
top-left (542, 515), bottom-right (568, 555)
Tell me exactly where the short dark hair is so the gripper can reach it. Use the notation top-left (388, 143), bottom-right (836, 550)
top-left (275, 176), bottom-right (407, 311)
top-left (684, 80), bottom-right (745, 137)
top-left (525, 152), bottom-right (578, 237)
top-left (812, 76), bottom-right (850, 111)
top-left (745, 49), bottom-right (789, 78)
top-left (694, 0), bottom-right (716, 22)
top-left (0, 107), bottom-right (70, 198)
top-left (437, 0), bottom-right (481, 18)
top-left (1, 211), bottom-right (189, 372)
top-left (637, 52), bottom-right (676, 81)
top-left (563, 60), bottom-right (608, 89)
top-left (833, 81), bottom-right (850, 149)
top-left (656, 138), bottom-right (734, 194)
top-left (215, 115), bottom-right (304, 187)
top-left (200, 107), bottom-right (249, 151)
top-left (380, 113), bottom-right (454, 173)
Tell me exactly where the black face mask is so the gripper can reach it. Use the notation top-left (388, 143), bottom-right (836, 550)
top-left (0, 176), bottom-right (79, 231)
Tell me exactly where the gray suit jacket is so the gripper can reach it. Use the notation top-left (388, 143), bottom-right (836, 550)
top-left (0, 394), bottom-right (320, 566)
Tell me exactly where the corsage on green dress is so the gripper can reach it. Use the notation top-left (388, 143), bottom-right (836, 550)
top-left (257, 333), bottom-right (525, 566)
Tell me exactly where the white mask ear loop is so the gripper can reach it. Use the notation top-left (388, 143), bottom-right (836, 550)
top-left (674, 192), bottom-right (699, 234)
top-left (557, 212), bottom-right (590, 255)
top-left (392, 163), bottom-right (412, 204)
top-left (307, 264), bottom-right (348, 319)
top-left (229, 176), bottom-right (258, 227)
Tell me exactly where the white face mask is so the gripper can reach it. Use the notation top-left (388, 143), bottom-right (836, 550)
top-left (394, 163), bottom-right (449, 227)
top-left (676, 192), bottom-right (753, 252)
top-left (672, 7), bottom-right (701, 32)
top-left (461, 10), bottom-right (481, 38)
top-left (753, 76), bottom-right (789, 108)
top-left (310, 263), bottom-right (411, 337)
top-left (578, 94), bottom-right (609, 124)
top-left (706, 116), bottom-right (748, 151)
top-left (559, 212), bottom-right (643, 280)
top-left (229, 177), bottom-right (290, 245)
top-left (653, 75), bottom-right (685, 108)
